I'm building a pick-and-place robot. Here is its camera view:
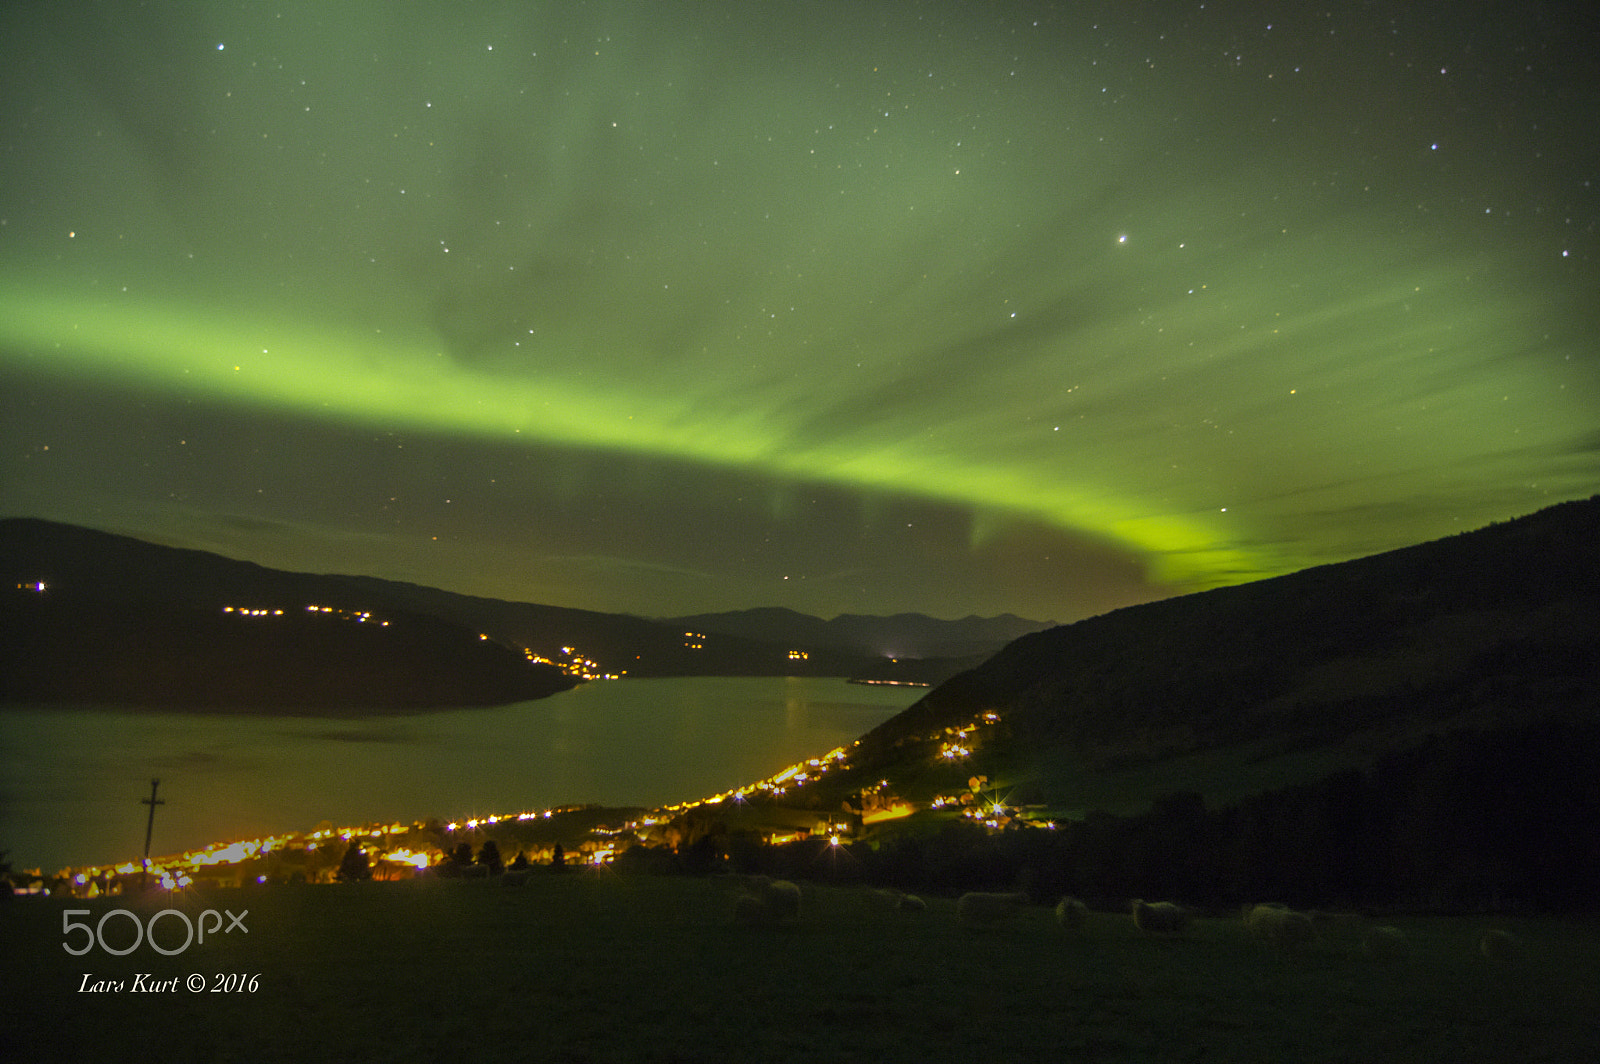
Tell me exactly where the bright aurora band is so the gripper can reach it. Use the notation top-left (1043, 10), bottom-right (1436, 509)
top-left (2, 1), bottom-right (1596, 624)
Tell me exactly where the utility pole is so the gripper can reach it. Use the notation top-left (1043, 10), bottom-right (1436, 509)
top-left (140, 779), bottom-right (163, 890)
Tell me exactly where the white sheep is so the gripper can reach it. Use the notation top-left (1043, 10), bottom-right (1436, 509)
top-left (1478, 929), bottom-right (1523, 963)
top-left (1055, 896), bottom-right (1089, 931)
top-left (732, 893), bottom-right (769, 925)
top-left (730, 878), bottom-right (802, 925)
top-left (1245, 903), bottom-right (1315, 949)
top-left (762, 879), bottom-right (802, 920)
top-left (956, 891), bottom-right (1029, 926)
top-left (866, 888), bottom-right (925, 913)
top-left (866, 888), bottom-right (905, 909)
top-left (1132, 899), bottom-right (1192, 934)
top-left (1362, 924), bottom-right (1409, 961)
top-left (1241, 901), bottom-right (1288, 923)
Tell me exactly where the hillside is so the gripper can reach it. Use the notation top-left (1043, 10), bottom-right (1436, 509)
top-left (0, 518), bottom-right (1049, 706)
top-left (685, 498), bottom-right (1598, 911)
top-left (0, 580), bottom-right (578, 711)
top-left (853, 496), bottom-right (1599, 784)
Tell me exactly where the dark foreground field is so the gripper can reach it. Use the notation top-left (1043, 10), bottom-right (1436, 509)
top-left (3, 874), bottom-right (1596, 1063)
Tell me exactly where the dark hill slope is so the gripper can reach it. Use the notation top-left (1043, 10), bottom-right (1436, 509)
top-left (0, 520), bottom-right (579, 709)
top-left (0, 518), bottom-right (1022, 702)
top-left (0, 518), bottom-right (1053, 684)
top-left (816, 499), bottom-right (1600, 911)
top-left (0, 584), bottom-right (577, 710)
top-left (855, 497), bottom-right (1600, 781)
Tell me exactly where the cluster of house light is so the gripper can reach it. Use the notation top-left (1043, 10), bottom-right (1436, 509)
top-left (652, 742), bottom-right (857, 822)
top-left (221, 605), bottom-right (625, 684)
top-left (307, 605), bottom-right (387, 624)
top-left (220, 604), bottom-right (390, 626)
top-left (64, 822), bottom-right (431, 895)
top-left (523, 645), bottom-right (624, 681)
top-left (935, 711), bottom-right (1002, 761)
top-left (440, 805), bottom-right (623, 865)
top-left (447, 808), bottom-right (563, 832)
top-left (47, 708), bottom-right (1020, 889)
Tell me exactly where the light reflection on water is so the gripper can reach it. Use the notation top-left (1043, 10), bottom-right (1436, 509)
top-left (0, 677), bottom-right (914, 872)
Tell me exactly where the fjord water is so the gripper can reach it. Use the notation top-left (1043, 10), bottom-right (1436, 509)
top-left (0, 677), bottom-right (916, 873)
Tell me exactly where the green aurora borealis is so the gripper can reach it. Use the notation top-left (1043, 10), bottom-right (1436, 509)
top-left (3, 1), bottom-right (1596, 620)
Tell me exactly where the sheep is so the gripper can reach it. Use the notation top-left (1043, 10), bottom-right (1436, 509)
top-left (731, 878), bottom-right (803, 925)
top-left (956, 891), bottom-right (1029, 927)
top-left (1055, 896), bottom-right (1089, 931)
top-left (1242, 902), bottom-right (1287, 935)
top-left (1478, 929), bottom-right (1523, 963)
top-left (1131, 899), bottom-right (1192, 934)
top-left (1362, 924), bottom-right (1410, 962)
top-left (1245, 904), bottom-right (1316, 950)
top-left (1242, 901), bottom-right (1287, 921)
top-left (1304, 909), bottom-right (1365, 943)
top-left (866, 888), bottom-right (906, 909)
top-left (864, 888), bottom-right (925, 913)
top-left (732, 893), bottom-right (770, 925)
top-left (762, 879), bottom-right (802, 920)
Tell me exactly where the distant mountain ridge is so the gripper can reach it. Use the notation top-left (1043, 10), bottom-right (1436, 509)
top-left (662, 606), bottom-right (1053, 659)
top-left (0, 518), bottom-right (1054, 706)
top-left (0, 520), bottom-right (582, 709)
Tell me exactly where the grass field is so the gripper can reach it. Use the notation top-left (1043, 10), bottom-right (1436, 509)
top-left (4, 874), bottom-right (1597, 1063)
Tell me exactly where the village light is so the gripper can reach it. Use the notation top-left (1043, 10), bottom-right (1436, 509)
top-left (384, 850), bottom-right (430, 869)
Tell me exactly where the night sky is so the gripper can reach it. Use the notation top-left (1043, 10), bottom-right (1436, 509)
top-left (3, 2), bottom-right (1596, 623)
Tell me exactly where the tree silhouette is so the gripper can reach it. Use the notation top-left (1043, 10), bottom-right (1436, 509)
top-left (550, 843), bottom-right (567, 870)
top-left (336, 840), bottom-right (372, 882)
top-left (477, 840), bottom-right (504, 875)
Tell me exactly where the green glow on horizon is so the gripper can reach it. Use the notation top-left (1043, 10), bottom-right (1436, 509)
top-left (0, 283), bottom-right (1266, 588)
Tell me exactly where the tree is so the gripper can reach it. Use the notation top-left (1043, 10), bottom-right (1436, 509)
top-left (336, 840), bottom-right (372, 882)
top-left (550, 843), bottom-right (566, 870)
top-left (477, 840), bottom-right (504, 875)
